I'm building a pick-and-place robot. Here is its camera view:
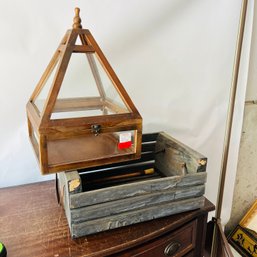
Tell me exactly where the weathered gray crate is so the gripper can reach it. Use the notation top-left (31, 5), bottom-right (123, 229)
top-left (58, 132), bottom-right (207, 238)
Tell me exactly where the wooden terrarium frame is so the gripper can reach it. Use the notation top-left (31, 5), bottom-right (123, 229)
top-left (26, 8), bottom-right (142, 175)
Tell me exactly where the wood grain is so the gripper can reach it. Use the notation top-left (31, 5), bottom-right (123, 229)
top-left (64, 170), bottom-right (82, 194)
top-left (114, 220), bottom-right (197, 257)
top-left (72, 45), bottom-right (95, 53)
top-left (0, 180), bottom-right (214, 257)
top-left (71, 197), bottom-right (205, 238)
top-left (69, 185), bottom-right (205, 223)
top-left (26, 101), bottom-right (41, 130)
top-left (155, 132), bottom-right (207, 175)
top-left (47, 133), bottom-right (135, 166)
top-left (69, 172), bottom-right (206, 209)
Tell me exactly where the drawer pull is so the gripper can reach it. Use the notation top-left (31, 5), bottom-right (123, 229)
top-left (164, 241), bottom-right (181, 256)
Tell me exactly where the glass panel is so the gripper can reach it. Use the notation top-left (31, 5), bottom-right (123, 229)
top-left (51, 53), bottom-right (101, 119)
top-left (33, 54), bottom-right (61, 114)
top-left (57, 54), bottom-right (100, 98)
top-left (51, 53), bottom-right (130, 120)
top-left (90, 54), bottom-right (131, 113)
top-left (47, 130), bottom-right (136, 166)
top-left (51, 108), bottom-right (115, 119)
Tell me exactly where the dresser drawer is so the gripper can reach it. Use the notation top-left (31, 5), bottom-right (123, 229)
top-left (116, 220), bottom-right (197, 257)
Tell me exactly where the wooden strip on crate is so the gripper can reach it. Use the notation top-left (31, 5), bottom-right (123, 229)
top-left (70, 185), bottom-right (205, 223)
top-left (177, 173), bottom-right (207, 187)
top-left (155, 132), bottom-right (207, 176)
top-left (71, 196), bottom-right (205, 238)
top-left (69, 172), bottom-right (206, 209)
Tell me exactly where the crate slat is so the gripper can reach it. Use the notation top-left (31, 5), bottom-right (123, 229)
top-left (69, 172), bottom-right (206, 209)
top-left (71, 196), bottom-right (205, 238)
top-left (70, 185), bottom-right (205, 224)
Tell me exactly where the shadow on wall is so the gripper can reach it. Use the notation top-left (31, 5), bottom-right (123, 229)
top-left (0, 123), bottom-right (54, 188)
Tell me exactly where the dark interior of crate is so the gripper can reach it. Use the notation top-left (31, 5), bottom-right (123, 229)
top-left (78, 133), bottom-right (166, 191)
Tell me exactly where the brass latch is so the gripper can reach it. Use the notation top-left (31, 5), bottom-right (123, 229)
top-left (91, 124), bottom-right (101, 136)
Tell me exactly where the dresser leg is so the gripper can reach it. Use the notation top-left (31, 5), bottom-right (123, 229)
top-left (194, 213), bottom-right (208, 257)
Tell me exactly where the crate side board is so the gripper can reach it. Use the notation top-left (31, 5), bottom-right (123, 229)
top-left (177, 173), bottom-right (207, 187)
top-left (69, 172), bottom-right (207, 209)
top-left (70, 185), bottom-right (205, 223)
top-left (156, 132), bottom-right (206, 160)
top-left (63, 170), bottom-right (82, 194)
top-left (70, 175), bottom-right (180, 209)
top-left (58, 172), bottom-right (72, 227)
top-left (155, 132), bottom-right (207, 175)
top-left (70, 196), bottom-right (205, 238)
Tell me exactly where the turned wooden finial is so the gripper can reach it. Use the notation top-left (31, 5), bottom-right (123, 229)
top-left (73, 7), bottom-right (82, 29)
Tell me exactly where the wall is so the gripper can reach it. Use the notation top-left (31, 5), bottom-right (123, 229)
top-left (246, 1), bottom-right (257, 101)
top-left (220, 0), bottom-right (255, 225)
top-left (226, 3), bottom-right (257, 233)
top-left (0, 0), bottom-right (254, 223)
top-left (226, 104), bottom-right (257, 233)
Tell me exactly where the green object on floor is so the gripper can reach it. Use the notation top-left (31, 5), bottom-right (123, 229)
top-left (0, 242), bottom-right (7, 257)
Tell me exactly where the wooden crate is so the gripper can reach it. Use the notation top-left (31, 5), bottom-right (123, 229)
top-left (58, 132), bottom-right (207, 238)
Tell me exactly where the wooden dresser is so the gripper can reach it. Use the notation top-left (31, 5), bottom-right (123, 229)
top-left (0, 180), bottom-right (214, 257)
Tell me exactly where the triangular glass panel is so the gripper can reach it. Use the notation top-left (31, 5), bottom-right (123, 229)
top-left (51, 52), bottom-right (130, 120)
top-left (33, 53), bottom-right (61, 115)
top-left (90, 53), bottom-right (130, 113)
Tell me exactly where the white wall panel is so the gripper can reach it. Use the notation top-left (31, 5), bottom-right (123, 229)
top-left (0, 0), bottom-right (254, 223)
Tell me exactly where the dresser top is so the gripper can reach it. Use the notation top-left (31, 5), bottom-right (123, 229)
top-left (0, 180), bottom-right (214, 257)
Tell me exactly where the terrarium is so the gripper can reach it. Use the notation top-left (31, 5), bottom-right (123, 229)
top-left (26, 8), bottom-right (142, 175)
